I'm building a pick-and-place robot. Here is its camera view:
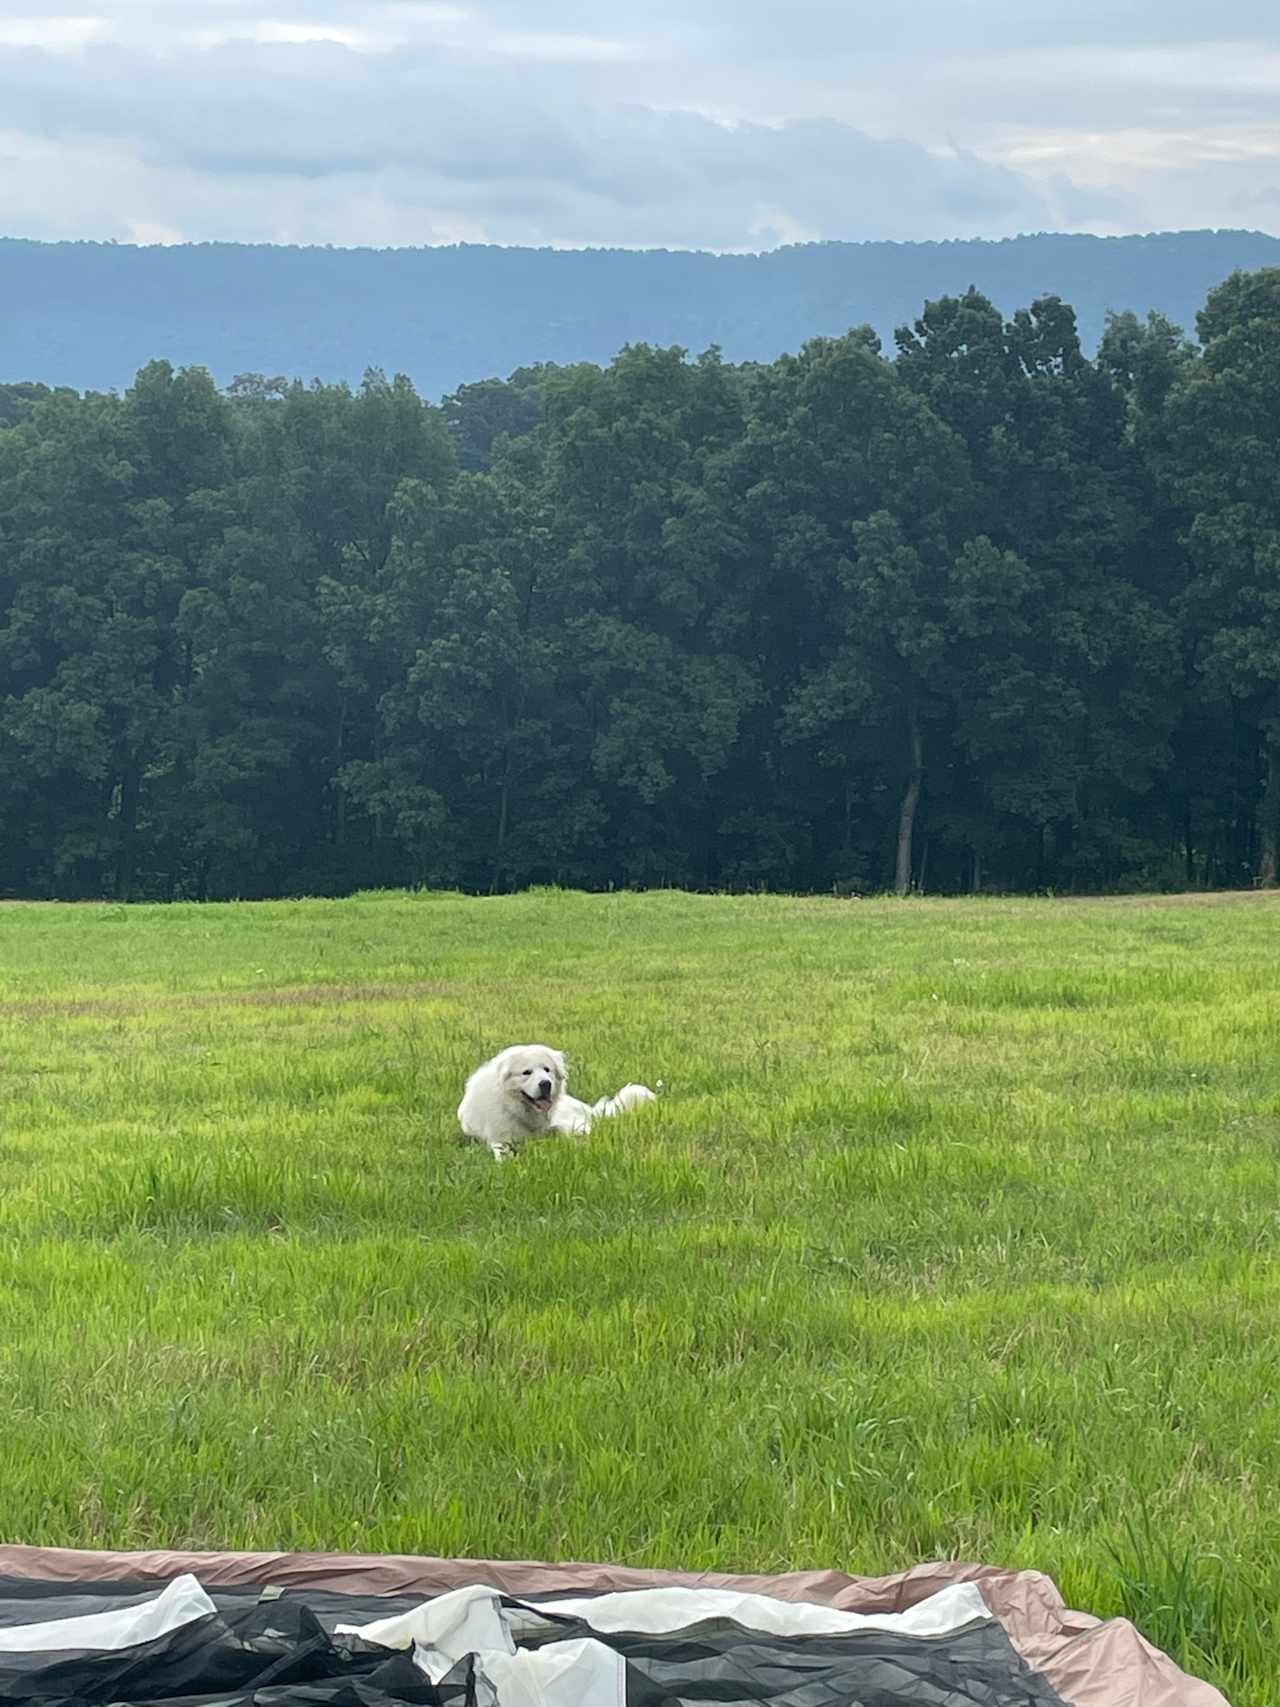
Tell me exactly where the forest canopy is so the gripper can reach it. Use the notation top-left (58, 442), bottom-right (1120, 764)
top-left (2, 269), bottom-right (1279, 901)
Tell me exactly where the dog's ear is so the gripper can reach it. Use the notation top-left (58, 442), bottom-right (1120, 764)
top-left (550, 1049), bottom-right (568, 1078)
top-left (492, 1046), bottom-right (520, 1079)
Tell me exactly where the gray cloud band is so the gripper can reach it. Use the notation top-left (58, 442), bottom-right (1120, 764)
top-left (0, 1), bottom-right (1277, 247)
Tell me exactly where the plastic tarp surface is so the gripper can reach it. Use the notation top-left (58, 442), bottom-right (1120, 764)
top-left (0, 1546), bottom-right (1227, 1707)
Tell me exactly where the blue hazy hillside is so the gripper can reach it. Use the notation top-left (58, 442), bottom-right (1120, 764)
top-left (2, 228), bottom-right (1278, 397)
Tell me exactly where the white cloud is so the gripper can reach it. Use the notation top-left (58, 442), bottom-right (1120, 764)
top-left (0, 14), bottom-right (103, 48)
top-left (0, 1), bottom-right (1274, 246)
top-left (189, 4), bottom-right (470, 49)
top-left (125, 217), bottom-right (186, 243)
top-left (231, 20), bottom-right (374, 45)
top-left (488, 32), bottom-right (641, 62)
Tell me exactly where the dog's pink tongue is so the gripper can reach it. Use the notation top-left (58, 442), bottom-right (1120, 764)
top-left (535, 1096), bottom-right (553, 1111)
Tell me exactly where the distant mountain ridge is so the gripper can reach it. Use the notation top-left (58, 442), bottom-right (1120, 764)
top-left (2, 228), bottom-right (1278, 398)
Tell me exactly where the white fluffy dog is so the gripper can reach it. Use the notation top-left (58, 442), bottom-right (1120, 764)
top-left (458, 1044), bottom-right (656, 1161)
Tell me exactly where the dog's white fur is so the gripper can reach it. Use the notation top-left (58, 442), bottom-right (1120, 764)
top-left (458, 1043), bottom-right (656, 1161)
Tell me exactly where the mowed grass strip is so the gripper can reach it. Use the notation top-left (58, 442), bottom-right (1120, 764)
top-left (1, 889), bottom-right (1278, 1704)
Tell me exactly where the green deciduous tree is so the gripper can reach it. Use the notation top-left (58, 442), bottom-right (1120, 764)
top-left (1159, 270), bottom-right (1280, 885)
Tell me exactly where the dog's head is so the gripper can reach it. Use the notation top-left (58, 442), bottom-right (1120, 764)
top-left (494, 1044), bottom-right (567, 1116)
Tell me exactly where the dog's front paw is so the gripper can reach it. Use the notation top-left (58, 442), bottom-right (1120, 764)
top-left (490, 1142), bottom-right (515, 1163)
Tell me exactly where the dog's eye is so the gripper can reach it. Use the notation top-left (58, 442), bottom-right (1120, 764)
top-left (520, 1069), bottom-right (532, 1076)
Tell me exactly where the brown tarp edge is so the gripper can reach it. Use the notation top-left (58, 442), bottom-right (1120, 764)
top-left (0, 1545), bottom-right (1228, 1707)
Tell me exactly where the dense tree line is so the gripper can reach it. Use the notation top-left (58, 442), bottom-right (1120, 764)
top-left (2, 270), bottom-right (1279, 900)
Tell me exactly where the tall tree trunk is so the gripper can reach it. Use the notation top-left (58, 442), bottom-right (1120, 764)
top-left (971, 849), bottom-right (982, 894)
top-left (491, 746), bottom-right (511, 894)
top-left (1258, 739), bottom-right (1280, 888)
top-left (334, 697), bottom-right (348, 849)
top-left (114, 766), bottom-right (140, 902)
top-left (490, 700), bottom-right (516, 894)
top-left (894, 702), bottom-right (923, 898)
top-left (1183, 798), bottom-right (1194, 889)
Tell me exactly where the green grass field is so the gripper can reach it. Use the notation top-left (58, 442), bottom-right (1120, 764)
top-left (2, 888), bottom-right (1278, 1701)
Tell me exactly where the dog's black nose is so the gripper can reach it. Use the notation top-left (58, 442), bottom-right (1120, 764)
top-left (537, 1079), bottom-right (552, 1099)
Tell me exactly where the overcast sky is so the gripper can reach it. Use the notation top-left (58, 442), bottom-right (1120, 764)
top-left (2, 1), bottom-right (1278, 249)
